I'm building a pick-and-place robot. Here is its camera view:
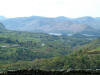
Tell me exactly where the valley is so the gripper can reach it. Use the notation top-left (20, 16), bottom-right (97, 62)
top-left (0, 16), bottom-right (100, 72)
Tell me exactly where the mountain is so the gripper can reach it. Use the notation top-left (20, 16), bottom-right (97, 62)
top-left (75, 16), bottom-right (100, 29)
top-left (1, 16), bottom-right (100, 35)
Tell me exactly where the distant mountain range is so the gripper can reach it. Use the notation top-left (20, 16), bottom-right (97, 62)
top-left (1, 16), bottom-right (100, 35)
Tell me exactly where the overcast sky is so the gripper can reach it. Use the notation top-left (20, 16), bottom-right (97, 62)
top-left (0, 0), bottom-right (100, 18)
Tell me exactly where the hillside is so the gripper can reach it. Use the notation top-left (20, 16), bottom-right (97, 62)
top-left (0, 38), bottom-right (100, 71)
top-left (0, 31), bottom-right (92, 62)
top-left (1, 40), bottom-right (100, 71)
top-left (31, 38), bottom-right (100, 70)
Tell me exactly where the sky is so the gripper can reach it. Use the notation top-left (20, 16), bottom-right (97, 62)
top-left (0, 0), bottom-right (100, 18)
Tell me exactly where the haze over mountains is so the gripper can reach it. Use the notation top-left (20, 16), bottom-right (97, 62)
top-left (1, 16), bottom-right (100, 35)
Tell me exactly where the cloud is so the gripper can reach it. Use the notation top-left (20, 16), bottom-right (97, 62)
top-left (0, 0), bottom-right (100, 18)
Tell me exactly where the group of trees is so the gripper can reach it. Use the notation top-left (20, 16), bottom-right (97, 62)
top-left (0, 49), bottom-right (100, 71)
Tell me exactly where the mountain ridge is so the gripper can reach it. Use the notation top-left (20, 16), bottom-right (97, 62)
top-left (1, 16), bottom-right (100, 35)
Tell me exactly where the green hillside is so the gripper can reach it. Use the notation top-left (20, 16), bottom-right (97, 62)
top-left (0, 30), bottom-right (91, 62)
top-left (0, 38), bottom-right (100, 71)
top-left (30, 39), bottom-right (100, 71)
